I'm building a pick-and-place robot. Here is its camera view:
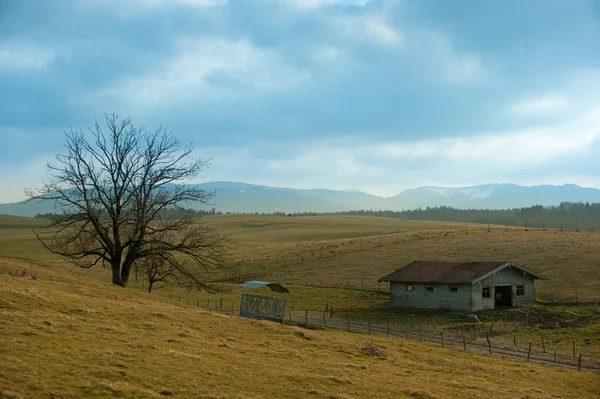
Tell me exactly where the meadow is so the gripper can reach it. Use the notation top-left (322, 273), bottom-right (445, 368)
top-left (1, 214), bottom-right (599, 375)
top-left (1, 256), bottom-right (599, 399)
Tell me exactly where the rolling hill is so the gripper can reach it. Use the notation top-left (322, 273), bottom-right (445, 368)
top-left (1, 256), bottom-right (599, 398)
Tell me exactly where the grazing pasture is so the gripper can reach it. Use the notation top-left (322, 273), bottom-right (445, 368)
top-left (1, 214), bottom-right (599, 361)
top-left (1, 257), bottom-right (599, 399)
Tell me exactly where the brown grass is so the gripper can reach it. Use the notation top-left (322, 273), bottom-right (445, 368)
top-left (1, 257), bottom-right (599, 399)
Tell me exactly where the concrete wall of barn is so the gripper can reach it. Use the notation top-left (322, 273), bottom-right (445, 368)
top-left (471, 266), bottom-right (536, 311)
top-left (389, 282), bottom-right (473, 311)
top-left (389, 266), bottom-right (537, 312)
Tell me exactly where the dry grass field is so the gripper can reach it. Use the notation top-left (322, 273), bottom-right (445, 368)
top-left (1, 257), bottom-right (599, 399)
top-left (1, 214), bottom-right (599, 368)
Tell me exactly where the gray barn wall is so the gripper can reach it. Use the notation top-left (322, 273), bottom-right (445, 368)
top-left (390, 282), bottom-right (472, 311)
top-left (471, 266), bottom-right (536, 311)
top-left (390, 266), bottom-right (538, 312)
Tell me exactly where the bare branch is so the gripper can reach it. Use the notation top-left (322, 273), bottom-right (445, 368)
top-left (27, 114), bottom-right (228, 288)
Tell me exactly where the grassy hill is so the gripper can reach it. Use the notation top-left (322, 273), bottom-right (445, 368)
top-left (2, 214), bottom-right (599, 369)
top-left (1, 257), bottom-right (599, 398)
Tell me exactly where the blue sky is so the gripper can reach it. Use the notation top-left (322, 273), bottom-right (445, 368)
top-left (1, 0), bottom-right (599, 203)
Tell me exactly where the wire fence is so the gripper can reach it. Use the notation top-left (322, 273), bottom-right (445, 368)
top-left (167, 295), bottom-right (600, 373)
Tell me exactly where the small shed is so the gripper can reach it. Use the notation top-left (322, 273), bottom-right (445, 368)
top-left (239, 281), bottom-right (289, 322)
top-left (378, 261), bottom-right (548, 312)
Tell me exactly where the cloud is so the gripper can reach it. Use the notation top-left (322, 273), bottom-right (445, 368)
top-left (283, 0), bottom-right (372, 9)
top-left (1, 0), bottom-right (600, 203)
top-left (510, 95), bottom-right (569, 115)
top-left (92, 37), bottom-right (310, 108)
top-left (0, 41), bottom-right (56, 71)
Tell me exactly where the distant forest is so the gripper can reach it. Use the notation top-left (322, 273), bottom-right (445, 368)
top-left (274, 202), bottom-right (600, 231)
top-left (35, 202), bottom-right (600, 231)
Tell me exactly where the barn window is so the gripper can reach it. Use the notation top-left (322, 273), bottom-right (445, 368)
top-left (426, 286), bottom-right (434, 291)
top-left (482, 287), bottom-right (491, 298)
top-left (449, 286), bottom-right (458, 293)
top-left (516, 285), bottom-right (525, 296)
top-left (406, 285), bottom-right (414, 291)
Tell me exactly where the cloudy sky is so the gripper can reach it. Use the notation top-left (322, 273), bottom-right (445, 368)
top-left (1, 0), bottom-right (600, 203)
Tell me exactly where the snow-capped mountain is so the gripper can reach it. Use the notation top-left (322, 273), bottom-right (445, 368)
top-left (1, 182), bottom-right (599, 217)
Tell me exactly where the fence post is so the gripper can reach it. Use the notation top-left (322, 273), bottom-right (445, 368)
top-left (431, 317), bottom-right (436, 331)
top-left (488, 340), bottom-right (492, 355)
top-left (553, 351), bottom-right (557, 366)
top-left (527, 343), bottom-right (532, 362)
top-left (463, 336), bottom-right (467, 351)
top-left (305, 310), bottom-right (308, 325)
top-left (441, 332), bottom-right (444, 347)
top-left (405, 326), bottom-right (408, 339)
top-left (207, 299), bottom-right (210, 309)
top-left (578, 354), bottom-right (582, 370)
top-left (541, 335), bottom-right (546, 353)
top-left (387, 323), bottom-right (390, 337)
top-left (346, 311), bottom-right (350, 332)
top-left (513, 334), bottom-right (516, 347)
top-left (197, 300), bottom-right (200, 308)
top-left (220, 298), bottom-right (223, 310)
top-left (288, 310), bottom-right (292, 322)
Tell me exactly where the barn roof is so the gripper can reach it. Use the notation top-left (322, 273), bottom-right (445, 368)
top-left (378, 261), bottom-right (548, 284)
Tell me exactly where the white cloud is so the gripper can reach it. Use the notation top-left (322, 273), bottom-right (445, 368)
top-left (202, 105), bottom-right (600, 197)
top-left (373, 106), bottom-right (600, 166)
top-left (423, 33), bottom-right (483, 83)
top-left (0, 41), bottom-right (56, 71)
top-left (334, 15), bottom-right (404, 47)
top-left (365, 19), bottom-right (403, 45)
top-left (284, 0), bottom-right (372, 9)
top-left (510, 95), bottom-right (569, 115)
top-left (92, 37), bottom-right (310, 107)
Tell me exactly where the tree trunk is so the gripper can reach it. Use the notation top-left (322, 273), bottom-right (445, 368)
top-left (112, 265), bottom-right (125, 287)
top-left (120, 261), bottom-right (132, 287)
top-left (148, 280), bottom-right (154, 293)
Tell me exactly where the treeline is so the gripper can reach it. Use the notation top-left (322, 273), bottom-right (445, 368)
top-left (278, 202), bottom-right (599, 231)
top-left (35, 202), bottom-right (600, 231)
top-left (34, 207), bottom-right (223, 220)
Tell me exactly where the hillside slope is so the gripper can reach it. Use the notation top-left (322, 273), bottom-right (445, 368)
top-left (1, 257), bottom-right (598, 399)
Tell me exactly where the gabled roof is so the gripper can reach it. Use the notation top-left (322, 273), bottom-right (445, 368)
top-left (240, 281), bottom-right (290, 293)
top-left (378, 261), bottom-right (548, 284)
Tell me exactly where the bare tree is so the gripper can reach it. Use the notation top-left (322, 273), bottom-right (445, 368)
top-left (27, 114), bottom-right (228, 288)
top-left (134, 253), bottom-right (177, 293)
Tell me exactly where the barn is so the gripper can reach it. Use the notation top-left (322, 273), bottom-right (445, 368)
top-left (378, 261), bottom-right (548, 312)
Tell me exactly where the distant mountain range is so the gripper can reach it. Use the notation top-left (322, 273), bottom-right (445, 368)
top-left (2, 182), bottom-right (600, 217)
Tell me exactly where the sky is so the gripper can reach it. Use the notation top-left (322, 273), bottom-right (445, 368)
top-left (1, 0), bottom-right (600, 203)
